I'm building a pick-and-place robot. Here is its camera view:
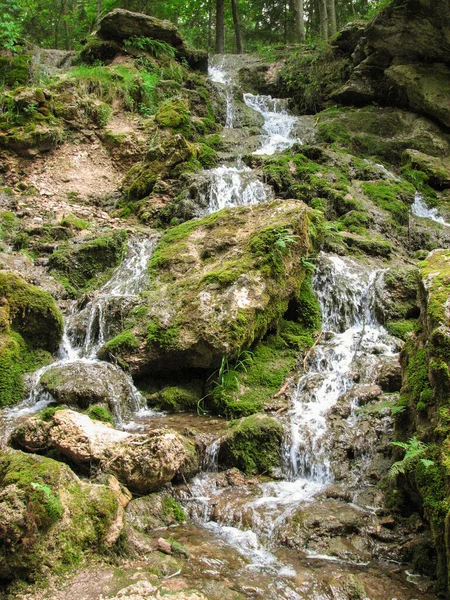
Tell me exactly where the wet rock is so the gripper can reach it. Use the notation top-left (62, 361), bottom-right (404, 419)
top-left (99, 199), bottom-right (315, 374)
top-left (376, 359), bottom-right (402, 392)
top-left (126, 491), bottom-right (185, 533)
top-left (329, 385), bottom-right (382, 419)
top-left (10, 409), bottom-right (196, 494)
top-left (219, 414), bottom-right (283, 475)
top-left (331, 20), bottom-right (366, 55)
top-left (278, 499), bottom-right (374, 562)
top-left (39, 361), bottom-right (139, 417)
top-left (0, 449), bottom-right (124, 581)
top-left (375, 266), bottom-right (419, 323)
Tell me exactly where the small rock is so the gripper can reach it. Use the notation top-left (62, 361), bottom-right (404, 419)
top-left (157, 537), bottom-right (172, 555)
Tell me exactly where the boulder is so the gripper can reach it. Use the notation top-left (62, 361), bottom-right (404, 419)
top-left (126, 492), bottom-right (185, 533)
top-left (96, 9), bottom-right (207, 70)
top-left (98, 199), bottom-right (316, 374)
top-left (375, 266), bottom-right (420, 324)
top-left (386, 63), bottom-right (450, 130)
top-left (218, 414), bottom-right (283, 475)
top-left (0, 449), bottom-right (124, 581)
top-left (403, 149), bottom-right (450, 190)
top-left (10, 409), bottom-right (197, 494)
top-left (38, 361), bottom-right (141, 419)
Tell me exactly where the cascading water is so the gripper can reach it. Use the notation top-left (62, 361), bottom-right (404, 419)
top-left (412, 192), bottom-right (450, 226)
top-left (1, 236), bottom-right (156, 432)
top-left (180, 253), bottom-right (399, 585)
top-left (201, 60), bottom-right (301, 212)
top-left (244, 93), bottom-right (300, 155)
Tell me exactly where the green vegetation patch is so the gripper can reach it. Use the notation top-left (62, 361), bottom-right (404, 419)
top-left (361, 180), bottom-right (415, 225)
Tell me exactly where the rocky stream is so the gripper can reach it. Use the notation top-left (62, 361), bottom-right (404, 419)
top-left (2, 46), bottom-right (450, 598)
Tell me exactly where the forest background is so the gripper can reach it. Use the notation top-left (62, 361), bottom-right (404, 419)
top-left (1, 0), bottom-right (393, 56)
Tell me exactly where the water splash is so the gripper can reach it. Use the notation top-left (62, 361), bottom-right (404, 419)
top-left (202, 161), bottom-right (273, 212)
top-left (244, 93), bottom-right (300, 155)
top-left (412, 192), bottom-right (449, 226)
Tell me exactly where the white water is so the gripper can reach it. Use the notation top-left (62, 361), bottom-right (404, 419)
top-left (202, 64), bottom-right (301, 212)
top-left (203, 161), bottom-right (274, 212)
top-left (412, 192), bottom-right (450, 226)
top-left (3, 236), bottom-right (156, 424)
top-left (244, 93), bottom-right (300, 155)
top-left (183, 253), bottom-right (398, 571)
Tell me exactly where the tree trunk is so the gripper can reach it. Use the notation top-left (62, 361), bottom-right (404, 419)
top-left (231, 0), bottom-right (243, 53)
top-left (208, 0), bottom-right (213, 49)
top-left (215, 0), bottom-right (225, 53)
top-left (327, 0), bottom-right (337, 37)
top-left (95, 0), bottom-right (102, 30)
top-left (319, 0), bottom-right (328, 40)
top-left (293, 0), bottom-right (306, 42)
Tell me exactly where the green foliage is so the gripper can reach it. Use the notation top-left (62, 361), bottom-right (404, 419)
top-left (86, 405), bottom-right (113, 424)
top-left (124, 36), bottom-right (176, 58)
top-left (388, 437), bottom-right (433, 479)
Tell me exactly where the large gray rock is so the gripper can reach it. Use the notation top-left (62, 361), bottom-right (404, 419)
top-left (10, 409), bottom-right (197, 493)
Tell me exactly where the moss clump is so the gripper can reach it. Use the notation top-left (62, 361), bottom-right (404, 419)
top-left (102, 331), bottom-right (139, 355)
top-left (0, 55), bottom-right (30, 87)
top-left (385, 319), bottom-right (417, 340)
top-left (60, 214), bottom-right (90, 231)
top-left (218, 414), bottom-right (283, 475)
top-left (361, 180), bottom-right (415, 225)
top-left (0, 450), bottom-right (123, 583)
top-left (48, 230), bottom-right (127, 296)
top-left (155, 99), bottom-right (191, 136)
top-left (161, 496), bottom-right (185, 523)
top-left (85, 405), bottom-right (113, 424)
top-left (147, 321), bottom-right (180, 351)
top-left (157, 384), bottom-right (201, 412)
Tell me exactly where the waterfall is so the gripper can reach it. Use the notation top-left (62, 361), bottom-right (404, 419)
top-left (4, 236), bottom-right (156, 424)
top-left (412, 192), bottom-right (450, 226)
top-left (202, 63), bottom-right (301, 213)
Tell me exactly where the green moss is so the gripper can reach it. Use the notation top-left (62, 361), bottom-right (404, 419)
top-left (218, 414), bottom-right (283, 475)
top-left (102, 331), bottom-right (139, 354)
top-left (85, 405), bottom-right (113, 424)
top-left (155, 99), bottom-right (191, 135)
top-left (196, 143), bottom-right (218, 168)
top-left (60, 214), bottom-right (90, 230)
top-left (385, 319), bottom-right (417, 340)
top-left (157, 384), bottom-right (201, 412)
top-left (48, 230), bottom-right (127, 296)
top-left (0, 55), bottom-right (30, 88)
top-left (161, 496), bottom-right (185, 523)
top-left (361, 180), bottom-right (415, 225)
top-left (147, 321), bottom-right (180, 351)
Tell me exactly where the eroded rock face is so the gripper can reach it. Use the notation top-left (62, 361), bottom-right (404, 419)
top-left (10, 409), bottom-right (197, 493)
top-left (98, 199), bottom-right (315, 374)
top-left (0, 449), bottom-right (124, 581)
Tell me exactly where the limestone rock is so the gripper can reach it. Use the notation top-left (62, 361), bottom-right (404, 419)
top-left (96, 9), bottom-right (207, 70)
top-left (98, 199), bottom-right (315, 374)
top-left (403, 149), bottom-right (450, 190)
top-left (10, 409), bottom-right (196, 493)
top-left (0, 449), bottom-right (124, 581)
top-left (386, 63), bottom-right (450, 130)
top-left (126, 491), bottom-right (185, 532)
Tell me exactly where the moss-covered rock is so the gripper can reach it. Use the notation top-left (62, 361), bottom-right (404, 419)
top-left (403, 149), bottom-right (450, 190)
top-left (0, 272), bottom-right (63, 407)
top-left (48, 230), bottom-right (127, 295)
top-left (0, 55), bottom-right (30, 87)
top-left (126, 492), bottom-right (185, 533)
top-left (316, 106), bottom-right (450, 164)
top-left (218, 414), bottom-right (283, 475)
top-left (0, 449), bottom-right (124, 583)
top-left (99, 199), bottom-right (321, 375)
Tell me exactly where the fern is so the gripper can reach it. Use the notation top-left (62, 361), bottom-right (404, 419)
top-left (388, 437), bottom-right (434, 479)
top-left (124, 36), bottom-right (176, 59)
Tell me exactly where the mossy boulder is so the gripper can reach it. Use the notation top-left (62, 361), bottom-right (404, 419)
top-left (0, 55), bottom-right (30, 87)
top-left (218, 414), bottom-right (283, 475)
top-left (155, 100), bottom-right (191, 135)
top-left (98, 199), bottom-right (319, 375)
top-left (0, 271), bottom-right (63, 407)
top-left (316, 107), bottom-right (450, 164)
top-left (126, 492), bottom-right (185, 533)
top-left (375, 267), bottom-right (420, 325)
top-left (38, 361), bottom-right (140, 421)
top-left (386, 63), bottom-right (450, 130)
top-left (0, 449), bottom-right (124, 583)
top-left (403, 150), bottom-right (450, 190)
top-left (48, 230), bottom-right (127, 295)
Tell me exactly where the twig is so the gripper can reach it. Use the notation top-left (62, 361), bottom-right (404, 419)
top-left (303, 330), bottom-right (323, 371)
top-left (181, 472), bottom-right (193, 497)
top-left (163, 568), bottom-right (182, 579)
top-left (274, 381), bottom-right (289, 398)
